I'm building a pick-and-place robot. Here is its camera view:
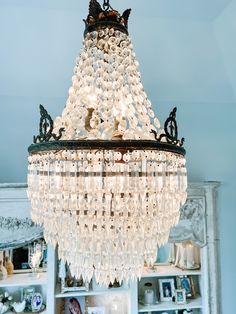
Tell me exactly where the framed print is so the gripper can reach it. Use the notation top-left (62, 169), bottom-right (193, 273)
top-left (87, 307), bottom-right (105, 314)
top-left (31, 293), bottom-right (43, 312)
top-left (175, 289), bottom-right (186, 305)
top-left (159, 278), bottom-right (175, 302)
top-left (65, 297), bottom-right (85, 314)
top-left (176, 275), bottom-right (195, 298)
top-left (59, 261), bottom-right (89, 293)
top-left (21, 287), bottom-right (35, 310)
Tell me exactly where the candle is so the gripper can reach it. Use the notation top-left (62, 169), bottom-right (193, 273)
top-left (186, 244), bottom-right (194, 269)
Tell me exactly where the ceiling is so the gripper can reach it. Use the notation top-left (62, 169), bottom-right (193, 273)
top-left (0, 0), bottom-right (235, 103)
top-left (0, 0), bottom-right (235, 185)
top-left (0, 0), bottom-right (232, 21)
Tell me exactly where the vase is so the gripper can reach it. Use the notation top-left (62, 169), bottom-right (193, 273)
top-left (0, 261), bottom-right (7, 280)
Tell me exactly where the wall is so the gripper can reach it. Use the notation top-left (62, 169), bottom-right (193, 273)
top-left (0, 1), bottom-right (236, 312)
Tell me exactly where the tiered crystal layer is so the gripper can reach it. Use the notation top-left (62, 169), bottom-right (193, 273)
top-left (53, 27), bottom-right (162, 141)
top-left (28, 150), bottom-right (187, 285)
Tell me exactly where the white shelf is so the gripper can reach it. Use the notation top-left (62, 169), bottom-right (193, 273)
top-left (55, 285), bottom-right (130, 298)
top-left (6, 311), bottom-right (46, 314)
top-left (0, 272), bottom-right (47, 288)
top-left (138, 296), bottom-right (202, 312)
top-left (142, 265), bottom-right (201, 278)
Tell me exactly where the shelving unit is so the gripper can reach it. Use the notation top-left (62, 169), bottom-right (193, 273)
top-left (138, 266), bottom-right (203, 313)
top-left (0, 273), bottom-right (47, 314)
top-left (136, 266), bottom-right (203, 313)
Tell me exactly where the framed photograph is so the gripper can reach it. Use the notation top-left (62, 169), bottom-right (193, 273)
top-left (21, 287), bottom-right (35, 310)
top-left (159, 278), bottom-right (175, 302)
top-left (12, 239), bottom-right (47, 274)
top-left (176, 275), bottom-right (195, 298)
top-left (87, 307), bottom-right (105, 314)
top-left (31, 292), bottom-right (43, 312)
top-left (65, 296), bottom-right (85, 314)
top-left (175, 289), bottom-right (186, 305)
top-left (59, 261), bottom-right (89, 293)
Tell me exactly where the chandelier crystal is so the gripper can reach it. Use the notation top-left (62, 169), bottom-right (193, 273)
top-left (27, 0), bottom-right (187, 286)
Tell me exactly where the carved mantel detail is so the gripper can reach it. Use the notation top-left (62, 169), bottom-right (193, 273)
top-left (169, 197), bottom-right (206, 247)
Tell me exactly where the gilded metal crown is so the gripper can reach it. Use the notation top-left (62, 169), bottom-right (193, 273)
top-left (84, 0), bottom-right (131, 35)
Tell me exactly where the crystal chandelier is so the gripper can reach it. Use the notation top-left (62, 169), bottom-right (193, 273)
top-left (27, 0), bottom-right (187, 286)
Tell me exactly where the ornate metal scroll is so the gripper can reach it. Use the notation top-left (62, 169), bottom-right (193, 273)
top-left (33, 105), bottom-right (64, 144)
top-left (151, 107), bottom-right (185, 147)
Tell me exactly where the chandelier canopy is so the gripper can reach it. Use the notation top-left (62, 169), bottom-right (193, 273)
top-left (27, 0), bottom-right (187, 286)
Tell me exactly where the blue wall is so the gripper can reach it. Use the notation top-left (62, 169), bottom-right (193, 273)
top-left (0, 1), bottom-right (236, 312)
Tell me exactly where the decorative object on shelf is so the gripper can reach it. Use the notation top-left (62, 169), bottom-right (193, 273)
top-left (27, 0), bottom-right (188, 286)
top-left (159, 278), bottom-right (175, 302)
top-left (4, 239), bottom-right (47, 274)
top-left (0, 292), bottom-right (12, 314)
top-left (64, 297), bottom-right (85, 314)
top-left (109, 296), bottom-right (124, 314)
top-left (0, 261), bottom-right (7, 280)
top-left (174, 242), bottom-right (201, 270)
top-left (169, 198), bottom-right (206, 247)
top-left (12, 300), bottom-right (26, 313)
top-left (59, 261), bottom-right (89, 293)
top-left (87, 307), bottom-right (105, 314)
top-left (143, 282), bottom-right (155, 305)
top-left (0, 303), bottom-right (8, 314)
top-left (176, 275), bottom-right (195, 299)
top-left (108, 278), bottom-right (122, 288)
top-left (28, 240), bottom-right (45, 277)
top-left (175, 289), bottom-right (186, 305)
top-left (21, 287), bottom-right (35, 311)
top-left (31, 293), bottom-right (43, 312)
top-left (4, 256), bottom-right (14, 275)
top-left (12, 305), bottom-right (46, 314)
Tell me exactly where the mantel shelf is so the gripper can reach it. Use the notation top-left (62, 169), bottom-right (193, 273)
top-left (0, 272), bottom-right (47, 288)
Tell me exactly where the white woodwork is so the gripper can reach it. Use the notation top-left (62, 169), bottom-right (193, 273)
top-left (0, 272), bottom-right (47, 288)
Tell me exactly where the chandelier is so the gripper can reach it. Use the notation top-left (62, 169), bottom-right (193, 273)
top-left (27, 0), bottom-right (187, 286)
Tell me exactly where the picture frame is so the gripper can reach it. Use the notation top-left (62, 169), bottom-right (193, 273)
top-left (158, 278), bottom-right (175, 302)
top-left (64, 296), bottom-right (85, 314)
top-left (175, 289), bottom-right (187, 305)
top-left (31, 292), bottom-right (43, 312)
top-left (87, 307), bottom-right (105, 314)
top-left (21, 287), bottom-right (35, 310)
top-left (7, 239), bottom-right (47, 274)
top-left (59, 261), bottom-right (89, 293)
top-left (176, 275), bottom-right (195, 298)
